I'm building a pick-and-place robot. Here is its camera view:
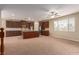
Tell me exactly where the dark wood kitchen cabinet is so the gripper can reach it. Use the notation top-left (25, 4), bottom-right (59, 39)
top-left (23, 31), bottom-right (39, 39)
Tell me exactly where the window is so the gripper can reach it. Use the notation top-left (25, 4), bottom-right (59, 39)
top-left (68, 17), bottom-right (75, 32)
top-left (54, 16), bottom-right (75, 32)
top-left (58, 19), bottom-right (68, 31)
top-left (54, 20), bottom-right (58, 31)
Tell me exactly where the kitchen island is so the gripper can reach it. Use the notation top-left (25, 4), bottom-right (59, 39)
top-left (23, 31), bottom-right (39, 39)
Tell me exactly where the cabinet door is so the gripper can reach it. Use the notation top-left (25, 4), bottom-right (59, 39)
top-left (6, 21), bottom-right (21, 28)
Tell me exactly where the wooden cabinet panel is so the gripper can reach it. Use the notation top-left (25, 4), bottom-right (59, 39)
top-left (39, 21), bottom-right (49, 30)
top-left (6, 21), bottom-right (21, 28)
top-left (23, 31), bottom-right (39, 39)
top-left (39, 21), bottom-right (49, 36)
top-left (42, 21), bottom-right (49, 28)
top-left (41, 31), bottom-right (49, 36)
top-left (6, 31), bottom-right (22, 37)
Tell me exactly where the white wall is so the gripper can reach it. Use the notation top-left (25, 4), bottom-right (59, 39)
top-left (49, 12), bottom-right (79, 42)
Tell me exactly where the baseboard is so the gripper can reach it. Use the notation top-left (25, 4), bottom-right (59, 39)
top-left (50, 35), bottom-right (79, 42)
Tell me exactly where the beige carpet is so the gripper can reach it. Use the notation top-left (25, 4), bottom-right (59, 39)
top-left (4, 36), bottom-right (79, 55)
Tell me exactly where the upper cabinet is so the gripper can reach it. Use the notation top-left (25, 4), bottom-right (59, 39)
top-left (39, 21), bottom-right (49, 30)
top-left (6, 20), bottom-right (34, 29)
top-left (6, 20), bottom-right (21, 28)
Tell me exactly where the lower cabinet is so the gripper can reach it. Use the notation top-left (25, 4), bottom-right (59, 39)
top-left (41, 31), bottom-right (49, 36)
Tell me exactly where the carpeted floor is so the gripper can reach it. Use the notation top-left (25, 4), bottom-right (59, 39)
top-left (4, 36), bottom-right (79, 55)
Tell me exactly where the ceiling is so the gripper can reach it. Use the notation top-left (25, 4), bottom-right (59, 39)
top-left (0, 4), bottom-right (79, 21)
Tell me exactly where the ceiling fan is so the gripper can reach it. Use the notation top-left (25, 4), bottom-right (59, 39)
top-left (40, 5), bottom-right (63, 19)
top-left (46, 11), bottom-right (60, 19)
top-left (50, 11), bottom-right (58, 16)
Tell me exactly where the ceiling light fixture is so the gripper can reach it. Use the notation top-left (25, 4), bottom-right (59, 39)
top-left (47, 10), bottom-right (60, 19)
